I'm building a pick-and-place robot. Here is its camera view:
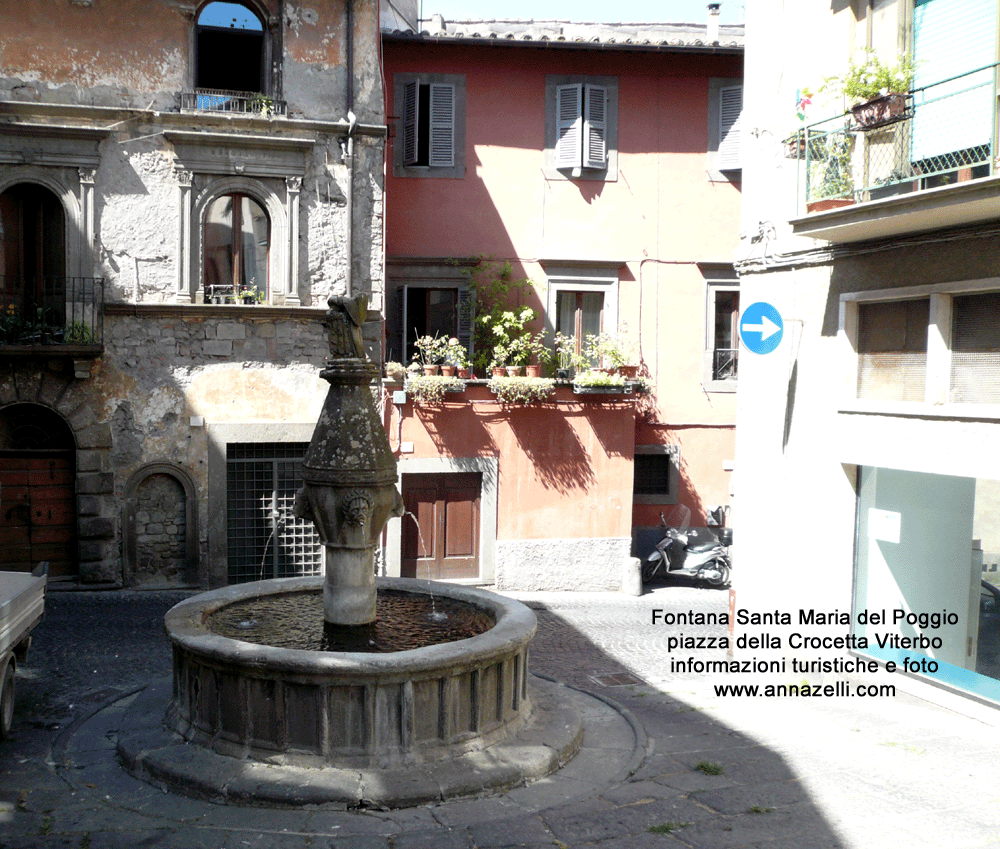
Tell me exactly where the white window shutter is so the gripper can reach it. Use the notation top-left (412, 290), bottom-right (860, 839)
top-left (428, 84), bottom-right (455, 167)
top-left (583, 84), bottom-right (607, 168)
top-left (718, 85), bottom-right (743, 171)
top-left (402, 80), bottom-right (419, 165)
top-left (556, 84), bottom-right (583, 169)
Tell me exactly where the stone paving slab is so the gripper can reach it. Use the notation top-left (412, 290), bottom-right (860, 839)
top-left (4, 587), bottom-right (1000, 848)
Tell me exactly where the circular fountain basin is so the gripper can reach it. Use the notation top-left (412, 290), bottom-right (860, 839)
top-left (165, 576), bottom-right (538, 769)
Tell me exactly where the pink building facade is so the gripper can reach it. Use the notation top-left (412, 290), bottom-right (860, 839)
top-left (380, 17), bottom-right (743, 590)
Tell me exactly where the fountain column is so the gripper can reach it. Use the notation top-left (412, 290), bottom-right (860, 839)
top-left (294, 293), bottom-right (403, 626)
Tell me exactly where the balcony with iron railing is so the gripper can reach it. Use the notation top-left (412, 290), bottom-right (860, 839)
top-left (788, 62), bottom-right (1000, 243)
top-left (180, 89), bottom-right (287, 117)
top-left (0, 277), bottom-right (105, 355)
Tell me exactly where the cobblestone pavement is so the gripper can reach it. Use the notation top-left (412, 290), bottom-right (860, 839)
top-left (1, 584), bottom-right (998, 848)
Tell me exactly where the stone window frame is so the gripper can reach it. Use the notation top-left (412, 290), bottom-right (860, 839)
top-left (542, 263), bottom-right (621, 350)
top-left (633, 444), bottom-right (680, 506)
top-left (702, 265), bottom-right (740, 393)
top-left (384, 456), bottom-right (498, 584)
top-left (0, 166), bottom-right (92, 280)
top-left (189, 176), bottom-right (287, 305)
top-left (392, 72), bottom-right (467, 179)
top-left (122, 463), bottom-right (200, 587)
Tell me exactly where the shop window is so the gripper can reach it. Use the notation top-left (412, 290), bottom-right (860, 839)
top-left (853, 466), bottom-right (1000, 703)
top-left (196, 2), bottom-right (265, 95)
top-left (393, 74), bottom-right (466, 178)
top-left (203, 193), bottom-right (269, 302)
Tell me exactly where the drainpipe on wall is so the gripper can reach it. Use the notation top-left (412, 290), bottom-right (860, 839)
top-left (344, 0), bottom-right (356, 298)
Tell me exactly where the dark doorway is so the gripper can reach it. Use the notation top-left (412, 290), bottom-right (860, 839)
top-left (0, 404), bottom-right (76, 577)
top-left (402, 472), bottom-right (481, 580)
top-left (0, 183), bottom-right (67, 326)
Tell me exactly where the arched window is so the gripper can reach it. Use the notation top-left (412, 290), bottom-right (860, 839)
top-left (196, 2), bottom-right (265, 95)
top-left (0, 183), bottom-right (66, 326)
top-left (203, 193), bottom-right (270, 302)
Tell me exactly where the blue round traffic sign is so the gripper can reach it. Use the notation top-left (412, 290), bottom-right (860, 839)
top-left (740, 302), bottom-right (784, 355)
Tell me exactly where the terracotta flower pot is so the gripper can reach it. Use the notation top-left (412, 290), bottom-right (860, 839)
top-left (422, 364), bottom-right (440, 376)
top-left (491, 366), bottom-right (506, 377)
top-left (440, 365), bottom-right (457, 377)
top-left (505, 365), bottom-right (524, 377)
top-left (457, 367), bottom-right (471, 379)
top-left (525, 364), bottom-right (544, 378)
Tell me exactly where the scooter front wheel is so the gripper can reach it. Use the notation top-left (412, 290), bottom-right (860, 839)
top-left (642, 557), bottom-right (661, 583)
top-left (703, 560), bottom-right (731, 588)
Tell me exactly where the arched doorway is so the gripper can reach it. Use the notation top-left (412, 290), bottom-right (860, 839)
top-left (0, 183), bottom-right (67, 335)
top-left (0, 403), bottom-right (76, 577)
top-left (203, 192), bottom-right (270, 302)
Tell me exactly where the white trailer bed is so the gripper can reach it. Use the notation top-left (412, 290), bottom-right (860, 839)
top-left (0, 565), bottom-right (47, 739)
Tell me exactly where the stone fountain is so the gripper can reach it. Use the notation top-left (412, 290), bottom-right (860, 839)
top-left (123, 294), bottom-right (583, 808)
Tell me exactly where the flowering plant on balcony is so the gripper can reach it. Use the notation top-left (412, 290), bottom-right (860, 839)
top-left (822, 50), bottom-right (916, 104)
top-left (487, 375), bottom-right (556, 405)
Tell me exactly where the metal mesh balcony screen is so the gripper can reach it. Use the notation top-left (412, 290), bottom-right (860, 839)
top-left (950, 292), bottom-right (1000, 405)
top-left (226, 442), bottom-right (323, 584)
top-left (856, 299), bottom-right (929, 402)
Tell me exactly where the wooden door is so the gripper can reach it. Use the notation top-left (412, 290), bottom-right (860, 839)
top-left (402, 472), bottom-right (481, 580)
top-left (0, 452), bottom-right (76, 577)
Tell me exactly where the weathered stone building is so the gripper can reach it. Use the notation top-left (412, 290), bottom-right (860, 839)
top-left (0, 0), bottom-right (385, 587)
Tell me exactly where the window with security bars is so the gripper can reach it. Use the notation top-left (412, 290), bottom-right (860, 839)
top-left (633, 448), bottom-right (679, 504)
top-left (950, 292), bottom-right (1000, 404)
top-left (857, 299), bottom-right (929, 402)
top-left (226, 443), bottom-right (322, 584)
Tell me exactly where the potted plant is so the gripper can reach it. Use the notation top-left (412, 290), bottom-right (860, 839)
top-left (384, 361), bottom-right (407, 384)
top-left (413, 334), bottom-right (450, 375)
top-left (552, 331), bottom-right (586, 380)
top-left (822, 50), bottom-right (916, 129)
top-left (239, 283), bottom-right (266, 304)
top-left (444, 337), bottom-right (472, 378)
top-left (572, 369), bottom-right (627, 394)
top-left (806, 129), bottom-right (855, 212)
top-left (583, 331), bottom-right (637, 376)
top-left (487, 375), bottom-right (556, 405)
top-left (404, 373), bottom-right (466, 405)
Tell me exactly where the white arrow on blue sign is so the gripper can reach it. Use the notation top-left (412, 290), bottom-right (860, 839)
top-left (740, 301), bottom-right (784, 355)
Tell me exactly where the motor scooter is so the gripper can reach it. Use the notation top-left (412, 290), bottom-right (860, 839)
top-left (642, 505), bottom-right (731, 588)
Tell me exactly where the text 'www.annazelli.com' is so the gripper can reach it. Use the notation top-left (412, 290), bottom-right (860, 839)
top-left (713, 682), bottom-right (896, 698)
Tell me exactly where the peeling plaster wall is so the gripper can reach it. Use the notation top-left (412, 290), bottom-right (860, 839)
top-left (0, 0), bottom-right (385, 585)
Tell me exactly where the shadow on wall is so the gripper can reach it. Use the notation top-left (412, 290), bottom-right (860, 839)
top-left (501, 406), bottom-right (598, 495)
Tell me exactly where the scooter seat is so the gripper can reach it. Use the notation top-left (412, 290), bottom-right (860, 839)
top-left (683, 527), bottom-right (720, 552)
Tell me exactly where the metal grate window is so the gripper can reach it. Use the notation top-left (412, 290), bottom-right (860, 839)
top-left (950, 292), bottom-right (1000, 404)
top-left (857, 299), bottom-right (929, 402)
top-left (226, 443), bottom-right (323, 584)
top-left (634, 453), bottom-right (674, 497)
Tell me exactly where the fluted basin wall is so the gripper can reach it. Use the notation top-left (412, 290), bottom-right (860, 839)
top-left (165, 577), bottom-right (536, 768)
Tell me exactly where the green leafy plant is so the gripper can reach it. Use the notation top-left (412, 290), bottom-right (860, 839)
top-left (487, 376), bottom-right (556, 405)
top-left (573, 370), bottom-right (626, 388)
top-left (553, 331), bottom-right (587, 376)
top-left (583, 331), bottom-right (636, 370)
top-left (648, 822), bottom-right (689, 835)
top-left (463, 259), bottom-right (538, 373)
top-left (809, 130), bottom-right (855, 200)
top-left (444, 337), bottom-right (470, 369)
top-left (412, 334), bottom-right (450, 367)
top-left (748, 805), bottom-right (773, 814)
top-left (239, 283), bottom-right (266, 303)
top-left (64, 321), bottom-right (95, 344)
top-left (822, 50), bottom-right (917, 103)
top-left (384, 361), bottom-right (407, 382)
top-left (694, 761), bottom-right (724, 776)
top-left (404, 373), bottom-right (465, 405)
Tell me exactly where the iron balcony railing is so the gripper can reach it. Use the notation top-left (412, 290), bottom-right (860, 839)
top-left (180, 88), bottom-right (287, 117)
top-left (713, 348), bottom-right (738, 381)
top-left (0, 277), bottom-right (105, 348)
top-left (789, 62), bottom-right (999, 211)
